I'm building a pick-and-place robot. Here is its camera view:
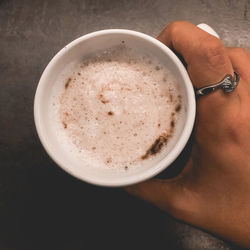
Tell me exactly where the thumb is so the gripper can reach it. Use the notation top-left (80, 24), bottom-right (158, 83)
top-left (125, 178), bottom-right (190, 218)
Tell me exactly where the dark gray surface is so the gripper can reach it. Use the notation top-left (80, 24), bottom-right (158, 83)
top-left (0, 0), bottom-right (249, 249)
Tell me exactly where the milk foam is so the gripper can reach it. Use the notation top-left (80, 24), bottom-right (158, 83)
top-left (51, 45), bottom-right (182, 171)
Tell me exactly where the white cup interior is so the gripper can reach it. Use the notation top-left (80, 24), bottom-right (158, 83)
top-left (34, 29), bottom-right (196, 187)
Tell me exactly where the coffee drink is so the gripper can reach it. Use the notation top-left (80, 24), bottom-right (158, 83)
top-left (50, 44), bottom-right (182, 171)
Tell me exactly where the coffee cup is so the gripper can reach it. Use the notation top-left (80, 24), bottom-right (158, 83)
top-left (34, 28), bottom-right (196, 186)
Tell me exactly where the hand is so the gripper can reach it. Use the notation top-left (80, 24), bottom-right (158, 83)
top-left (126, 21), bottom-right (250, 248)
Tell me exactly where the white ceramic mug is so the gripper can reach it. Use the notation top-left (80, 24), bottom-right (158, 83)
top-left (34, 28), bottom-right (197, 187)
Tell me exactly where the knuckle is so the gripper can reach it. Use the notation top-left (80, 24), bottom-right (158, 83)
top-left (201, 39), bottom-right (228, 68)
top-left (167, 21), bottom-right (190, 36)
top-left (222, 106), bottom-right (248, 145)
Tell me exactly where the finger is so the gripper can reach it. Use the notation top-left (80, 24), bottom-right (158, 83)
top-left (158, 21), bottom-right (234, 90)
top-left (227, 47), bottom-right (250, 81)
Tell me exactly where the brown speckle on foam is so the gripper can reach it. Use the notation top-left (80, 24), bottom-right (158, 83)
top-left (106, 158), bottom-right (112, 164)
top-left (175, 104), bottom-right (181, 112)
top-left (98, 94), bottom-right (109, 104)
top-left (169, 94), bottom-right (173, 102)
top-left (108, 111), bottom-right (114, 116)
top-left (141, 134), bottom-right (168, 160)
top-left (62, 121), bottom-right (67, 129)
top-left (171, 120), bottom-right (175, 128)
top-left (170, 112), bottom-right (176, 131)
top-left (64, 78), bottom-right (71, 89)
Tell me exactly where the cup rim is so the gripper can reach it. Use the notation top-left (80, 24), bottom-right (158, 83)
top-left (34, 29), bottom-right (196, 187)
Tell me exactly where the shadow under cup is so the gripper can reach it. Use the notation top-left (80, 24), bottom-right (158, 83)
top-left (34, 29), bottom-right (196, 187)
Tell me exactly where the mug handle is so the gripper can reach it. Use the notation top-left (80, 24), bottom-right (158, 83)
top-left (197, 23), bottom-right (220, 39)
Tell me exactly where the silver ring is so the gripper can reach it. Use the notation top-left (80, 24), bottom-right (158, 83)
top-left (195, 72), bottom-right (240, 97)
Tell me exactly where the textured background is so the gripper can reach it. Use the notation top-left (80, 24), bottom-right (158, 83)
top-left (0, 0), bottom-right (250, 249)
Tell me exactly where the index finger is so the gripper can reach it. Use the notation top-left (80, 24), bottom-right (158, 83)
top-left (158, 21), bottom-right (234, 89)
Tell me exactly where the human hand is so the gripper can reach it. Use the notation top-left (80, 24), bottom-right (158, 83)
top-left (126, 21), bottom-right (250, 248)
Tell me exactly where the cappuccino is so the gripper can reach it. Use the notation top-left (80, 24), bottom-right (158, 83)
top-left (51, 44), bottom-right (182, 171)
